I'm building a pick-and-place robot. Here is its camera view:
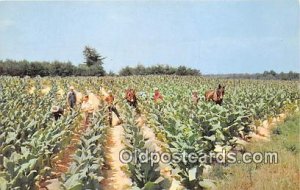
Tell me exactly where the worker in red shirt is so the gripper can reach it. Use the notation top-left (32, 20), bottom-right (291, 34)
top-left (153, 87), bottom-right (163, 103)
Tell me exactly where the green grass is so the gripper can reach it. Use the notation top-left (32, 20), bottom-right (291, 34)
top-left (209, 113), bottom-right (300, 190)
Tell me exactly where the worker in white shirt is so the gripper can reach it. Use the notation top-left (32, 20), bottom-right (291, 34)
top-left (81, 95), bottom-right (94, 126)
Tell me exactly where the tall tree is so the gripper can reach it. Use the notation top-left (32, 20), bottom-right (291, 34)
top-left (83, 46), bottom-right (106, 76)
top-left (83, 46), bottom-right (105, 67)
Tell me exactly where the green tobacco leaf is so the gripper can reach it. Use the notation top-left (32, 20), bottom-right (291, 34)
top-left (20, 146), bottom-right (30, 159)
top-left (2, 145), bottom-right (15, 156)
top-left (40, 166), bottom-right (51, 176)
top-left (214, 145), bottom-right (223, 153)
top-left (20, 158), bottom-right (38, 173)
top-left (216, 130), bottom-right (225, 141)
top-left (154, 176), bottom-right (165, 184)
top-left (204, 135), bottom-right (216, 142)
top-left (0, 177), bottom-right (8, 190)
top-left (63, 173), bottom-right (82, 189)
top-left (26, 170), bottom-right (37, 183)
top-left (67, 183), bottom-right (83, 190)
top-left (188, 166), bottom-right (198, 181)
top-left (87, 134), bottom-right (102, 144)
top-left (3, 157), bottom-right (15, 176)
top-left (143, 181), bottom-right (160, 190)
top-left (199, 179), bottom-right (216, 189)
top-left (210, 122), bottom-right (221, 131)
top-left (10, 152), bottom-right (22, 163)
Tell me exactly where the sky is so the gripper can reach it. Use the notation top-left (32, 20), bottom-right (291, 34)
top-left (0, 0), bottom-right (299, 74)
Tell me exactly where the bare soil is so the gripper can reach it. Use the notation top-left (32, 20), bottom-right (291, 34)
top-left (39, 91), bottom-right (100, 190)
top-left (100, 88), bottom-right (132, 190)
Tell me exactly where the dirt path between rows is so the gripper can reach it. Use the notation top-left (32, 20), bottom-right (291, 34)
top-left (99, 86), bottom-right (182, 189)
top-left (136, 115), bottom-right (183, 190)
top-left (39, 91), bottom-right (100, 190)
top-left (36, 85), bottom-right (288, 190)
top-left (100, 88), bottom-right (133, 190)
top-left (247, 113), bottom-right (287, 142)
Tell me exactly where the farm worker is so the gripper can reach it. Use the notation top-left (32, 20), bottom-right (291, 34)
top-left (125, 88), bottom-right (138, 108)
top-left (153, 87), bottom-right (163, 103)
top-left (192, 90), bottom-right (200, 104)
top-left (67, 86), bottom-right (77, 110)
top-left (81, 95), bottom-right (94, 126)
top-left (105, 90), bottom-right (123, 126)
top-left (51, 106), bottom-right (64, 121)
top-left (125, 88), bottom-right (141, 114)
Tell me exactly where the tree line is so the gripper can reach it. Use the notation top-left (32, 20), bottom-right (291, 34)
top-left (119, 64), bottom-right (201, 76)
top-left (0, 44), bottom-right (201, 77)
top-left (0, 60), bottom-right (201, 77)
top-left (205, 70), bottom-right (299, 81)
top-left (0, 46), bottom-right (106, 77)
top-left (0, 59), bottom-right (106, 77)
top-left (0, 45), bottom-right (298, 79)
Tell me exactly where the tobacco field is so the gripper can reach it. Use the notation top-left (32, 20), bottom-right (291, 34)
top-left (0, 76), bottom-right (299, 190)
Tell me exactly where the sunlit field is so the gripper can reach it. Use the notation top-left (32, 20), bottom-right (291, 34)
top-left (0, 76), bottom-right (299, 190)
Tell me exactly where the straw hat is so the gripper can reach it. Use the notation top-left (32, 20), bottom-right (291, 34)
top-left (51, 106), bottom-right (59, 113)
top-left (69, 86), bottom-right (74, 90)
top-left (108, 90), bottom-right (112, 94)
top-left (154, 87), bottom-right (159, 91)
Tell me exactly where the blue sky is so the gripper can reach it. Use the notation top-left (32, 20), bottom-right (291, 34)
top-left (0, 0), bottom-right (299, 74)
